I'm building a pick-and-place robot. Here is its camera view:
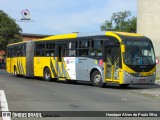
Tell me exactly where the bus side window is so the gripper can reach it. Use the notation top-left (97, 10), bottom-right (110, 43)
top-left (12, 44), bottom-right (25, 57)
top-left (68, 42), bottom-right (78, 57)
top-left (46, 43), bottom-right (55, 57)
top-left (18, 45), bottom-right (23, 57)
top-left (79, 49), bottom-right (89, 56)
top-left (90, 40), bottom-right (103, 57)
top-left (9, 48), bottom-right (13, 57)
top-left (14, 46), bottom-right (18, 57)
top-left (36, 43), bottom-right (45, 56)
top-left (46, 50), bottom-right (54, 56)
top-left (40, 49), bottom-right (45, 56)
top-left (78, 40), bottom-right (90, 56)
top-left (50, 51), bottom-right (54, 56)
top-left (69, 50), bottom-right (76, 56)
top-left (46, 50), bottom-right (49, 56)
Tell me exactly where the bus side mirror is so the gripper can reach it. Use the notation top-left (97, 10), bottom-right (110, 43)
top-left (121, 44), bottom-right (125, 53)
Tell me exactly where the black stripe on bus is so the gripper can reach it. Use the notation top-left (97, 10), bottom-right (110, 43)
top-left (50, 59), bottom-right (57, 78)
top-left (17, 59), bottom-right (20, 74)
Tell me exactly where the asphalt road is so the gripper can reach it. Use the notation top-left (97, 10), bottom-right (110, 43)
top-left (0, 70), bottom-right (160, 120)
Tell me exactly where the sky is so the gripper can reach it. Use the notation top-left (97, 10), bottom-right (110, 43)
top-left (0, 0), bottom-right (137, 35)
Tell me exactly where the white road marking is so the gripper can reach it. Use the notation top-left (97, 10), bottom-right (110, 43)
top-left (121, 98), bottom-right (128, 101)
top-left (0, 90), bottom-right (11, 120)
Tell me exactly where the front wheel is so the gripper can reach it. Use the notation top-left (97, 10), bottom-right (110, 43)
top-left (91, 71), bottom-right (105, 87)
top-left (43, 68), bottom-right (51, 81)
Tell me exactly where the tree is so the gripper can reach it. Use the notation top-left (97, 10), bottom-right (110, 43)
top-left (100, 10), bottom-right (137, 33)
top-left (0, 10), bottom-right (22, 51)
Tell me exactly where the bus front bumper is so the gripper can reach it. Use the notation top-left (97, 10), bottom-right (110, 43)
top-left (123, 73), bottom-right (156, 84)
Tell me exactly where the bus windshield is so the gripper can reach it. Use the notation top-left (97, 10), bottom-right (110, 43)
top-left (123, 40), bottom-right (155, 66)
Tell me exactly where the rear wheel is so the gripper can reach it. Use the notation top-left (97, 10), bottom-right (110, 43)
top-left (91, 70), bottom-right (105, 87)
top-left (43, 68), bottom-right (51, 81)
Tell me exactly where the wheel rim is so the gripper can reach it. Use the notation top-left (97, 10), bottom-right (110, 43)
top-left (94, 74), bottom-right (101, 84)
top-left (45, 70), bottom-right (50, 79)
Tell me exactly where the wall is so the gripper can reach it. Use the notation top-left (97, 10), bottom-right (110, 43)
top-left (137, 0), bottom-right (160, 78)
top-left (23, 36), bottom-right (43, 41)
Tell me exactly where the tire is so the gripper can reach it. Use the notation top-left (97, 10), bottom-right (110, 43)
top-left (91, 70), bottom-right (105, 87)
top-left (119, 84), bottom-right (129, 88)
top-left (43, 68), bottom-right (52, 81)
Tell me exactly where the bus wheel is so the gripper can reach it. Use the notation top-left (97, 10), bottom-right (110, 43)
top-left (91, 71), bottom-right (104, 87)
top-left (14, 67), bottom-right (18, 77)
top-left (44, 68), bottom-right (51, 81)
top-left (119, 84), bottom-right (129, 88)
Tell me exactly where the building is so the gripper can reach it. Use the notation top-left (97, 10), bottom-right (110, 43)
top-left (137, 0), bottom-right (160, 78)
top-left (21, 33), bottom-right (51, 41)
top-left (0, 33), bottom-right (51, 68)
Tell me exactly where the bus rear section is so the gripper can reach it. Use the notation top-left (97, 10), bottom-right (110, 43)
top-left (6, 43), bottom-right (27, 76)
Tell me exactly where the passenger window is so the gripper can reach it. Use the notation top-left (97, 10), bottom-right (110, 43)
top-left (68, 42), bottom-right (78, 57)
top-left (90, 40), bottom-right (103, 57)
top-left (78, 40), bottom-right (90, 56)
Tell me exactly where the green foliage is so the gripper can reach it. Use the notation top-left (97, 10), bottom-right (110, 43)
top-left (0, 10), bottom-right (22, 51)
top-left (100, 10), bottom-right (137, 33)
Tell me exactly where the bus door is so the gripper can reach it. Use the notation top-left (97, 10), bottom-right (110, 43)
top-left (105, 46), bottom-right (120, 81)
top-left (56, 44), bottom-right (68, 78)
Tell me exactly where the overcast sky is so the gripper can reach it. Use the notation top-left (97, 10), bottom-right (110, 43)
top-left (0, 0), bottom-right (137, 35)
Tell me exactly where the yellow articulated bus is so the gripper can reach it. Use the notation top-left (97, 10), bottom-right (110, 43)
top-left (6, 31), bottom-right (156, 87)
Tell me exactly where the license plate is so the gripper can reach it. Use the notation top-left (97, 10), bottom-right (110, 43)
top-left (140, 79), bottom-right (145, 83)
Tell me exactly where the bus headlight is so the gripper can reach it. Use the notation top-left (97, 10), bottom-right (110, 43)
top-left (124, 71), bottom-right (133, 78)
top-left (153, 72), bottom-right (156, 75)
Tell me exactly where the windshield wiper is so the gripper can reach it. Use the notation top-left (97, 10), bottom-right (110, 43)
top-left (142, 56), bottom-right (151, 65)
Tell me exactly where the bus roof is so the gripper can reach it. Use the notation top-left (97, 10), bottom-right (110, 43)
top-left (37, 31), bottom-right (143, 41)
top-left (37, 33), bottom-right (78, 41)
top-left (7, 31), bottom-right (144, 46)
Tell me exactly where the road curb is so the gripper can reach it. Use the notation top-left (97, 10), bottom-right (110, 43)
top-left (129, 80), bottom-right (160, 101)
top-left (155, 80), bottom-right (160, 85)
